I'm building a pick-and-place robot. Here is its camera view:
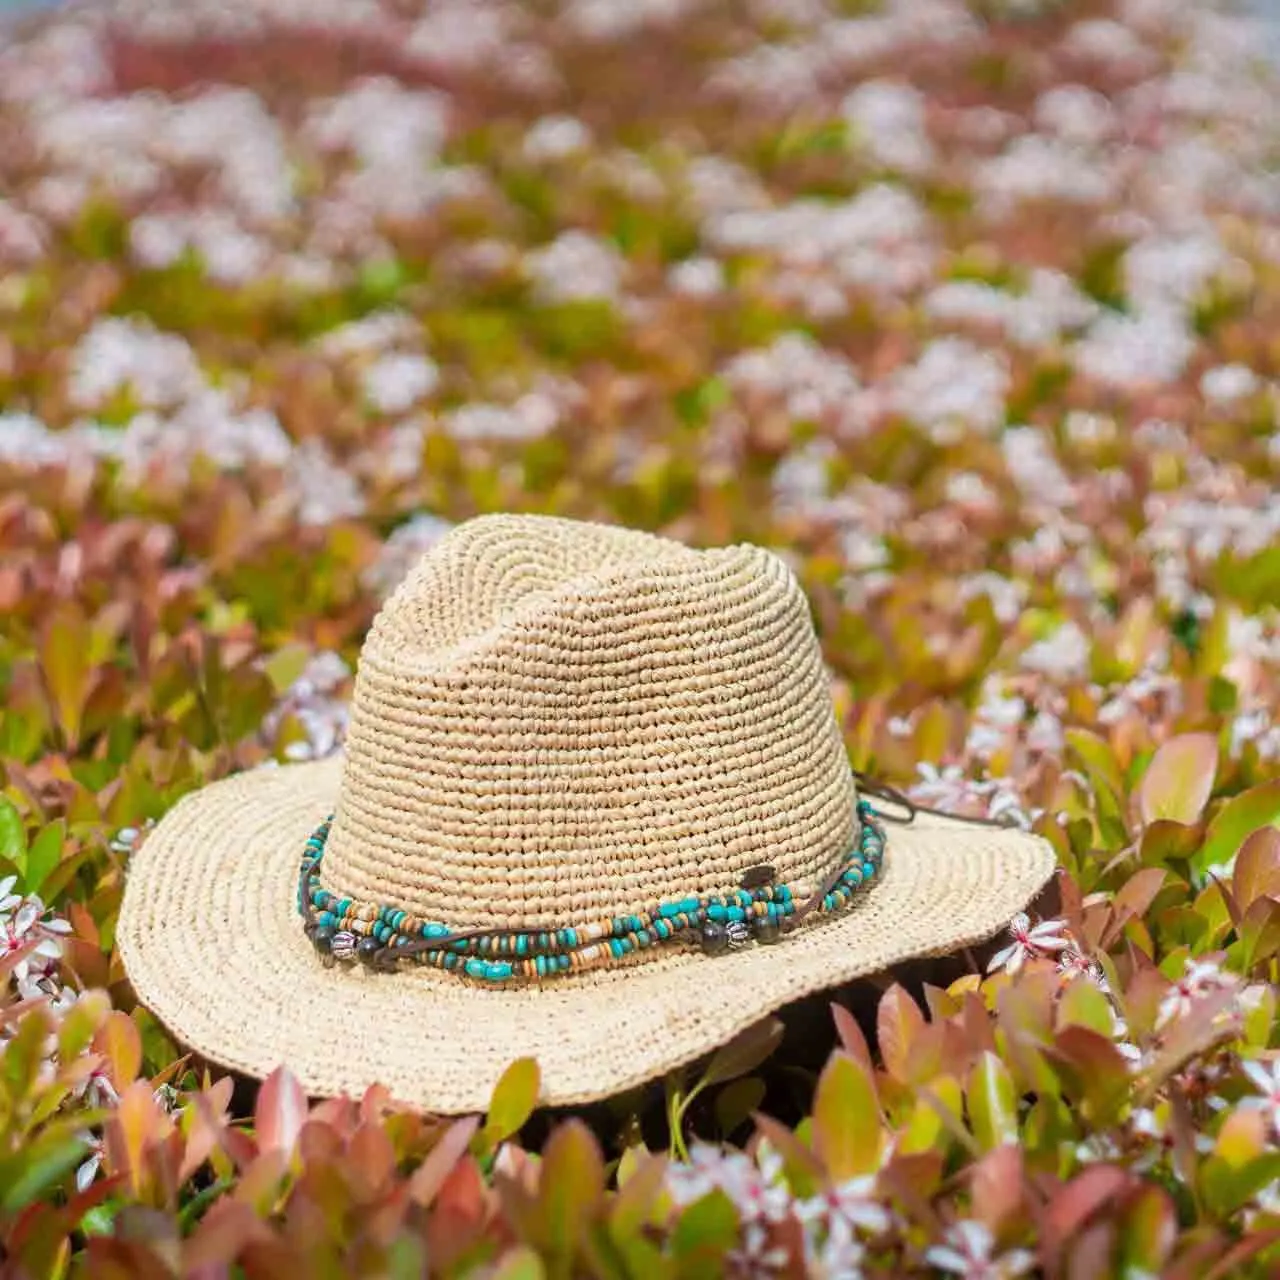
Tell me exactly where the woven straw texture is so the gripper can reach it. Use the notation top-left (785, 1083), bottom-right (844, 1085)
top-left (117, 514), bottom-right (1056, 1113)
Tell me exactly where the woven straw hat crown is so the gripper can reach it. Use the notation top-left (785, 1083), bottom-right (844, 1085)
top-left (322, 513), bottom-right (857, 931)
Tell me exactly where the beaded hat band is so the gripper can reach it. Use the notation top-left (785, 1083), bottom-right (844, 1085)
top-left (298, 801), bottom-right (888, 984)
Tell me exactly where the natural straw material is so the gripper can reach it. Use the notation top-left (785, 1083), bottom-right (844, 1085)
top-left (118, 514), bottom-right (1056, 1113)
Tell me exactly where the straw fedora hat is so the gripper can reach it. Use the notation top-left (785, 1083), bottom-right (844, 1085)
top-left (118, 514), bottom-right (1055, 1114)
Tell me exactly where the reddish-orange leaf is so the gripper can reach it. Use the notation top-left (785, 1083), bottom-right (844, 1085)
top-left (93, 1011), bottom-right (142, 1093)
top-left (969, 1144), bottom-right (1025, 1236)
top-left (1233, 827), bottom-right (1280, 910)
top-left (254, 1065), bottom-right (307, 1157)
top-left (830, 1003), bottom-right (873, 1074)
top-left (1043, 1166), bottom-right (1133, 1270)
top-left (409, 1115), bottom-right (481, 1208)
top-left (877, 984), bottom-right (926, 1083)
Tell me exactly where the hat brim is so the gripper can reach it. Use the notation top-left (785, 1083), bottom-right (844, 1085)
top-left (117, 757), bottom-right (1056, 1114)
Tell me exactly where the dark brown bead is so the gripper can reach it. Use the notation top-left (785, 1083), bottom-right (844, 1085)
top-left (700, 921), bottom-right (730, 956)
top-left (752, 917), bottom-right (782, 945)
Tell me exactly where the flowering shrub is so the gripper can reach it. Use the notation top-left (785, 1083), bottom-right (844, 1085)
top-left (1, 0), bottom-right (1280, 1272)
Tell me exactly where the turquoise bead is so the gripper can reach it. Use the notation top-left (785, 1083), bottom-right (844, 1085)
top-left (654, 919), bottom-right (672, 939)
top-left (706, 904), bottom-right (727, 922)
top-left (516, 935), bottom-right (529, 955)
top-left (863, 862), bottom-right (876, 878)
top-left (318, 911), bottom-right (335, 928)
top-left (487, 962), bottom-right (513, 981)
top-left (657, 902), bottom-right (684, 919)
top-left (424, 923), bottom-right (451, 939)
top-left (564, 928), bottom-right (577, 947)
top-left (727, 906), bottom-right (745, 923)
top-left (464, 958), bottom-right (487, 980)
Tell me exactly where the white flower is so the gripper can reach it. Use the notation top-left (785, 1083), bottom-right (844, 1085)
top-left (1156, 959), bottom-right (1235, 1030)
top-left (1240, 1059), bottom-right (1280, 1140)
top-left (526, 230), bottom-right (624, 304)
top-left (886, 338), bottom-right (1009, 442)
top-left (987, 913), bottom-right (1071, 975)
top-left (666, 1143), bottom-right (791, 1226)
top-left (925, 1220), bottom-right (1036, 1278)
top-left (522, 115), bottom-right (592, 162)
top-left (74, 1065), bottom-right (121, 1110)
top-left (75, 1136), bottom-right (103, 1193)
top-left (1200, 363), bottom-right (1261, 405)
top-left (729, 1219), bottom-right (790, 1276)
top-left (1056, 948), bottom-right (1108, 992)
top-left (798, 1172), bottom-right (890, 1239)
top-left (1, 895), bottom-right (67, 984)
top-left (805, 1213), bottom-right (867, 1279)
top-left (842, 79), bottom-right (934, 175)
top-left (668, 256), bottom-right (724, 298)
top-left (0, 876), bottom-right (21, 915)
top-left (363, 353), bottom-right (439, 415)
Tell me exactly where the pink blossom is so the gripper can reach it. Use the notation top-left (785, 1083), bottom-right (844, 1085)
top-left (987, 913), bottom-right (1071, 975)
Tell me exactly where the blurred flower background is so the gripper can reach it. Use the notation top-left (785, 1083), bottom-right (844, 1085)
top-left (1, 0), bottom-right (1280, 1274)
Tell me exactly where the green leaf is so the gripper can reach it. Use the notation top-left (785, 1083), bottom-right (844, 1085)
top-left (1138, 734), bottom-right (1218, 826)
top-left (812, 1052), bottom-right (883, 1179)
top-left (699, 1017), bottom-right (784, 1091)
top-left (0, 797), bottom-right (26, 865)
top-left (39, 602), bottom-right (92, 749)
top-left (538, 1119), bottom-right (605, 1277)
top-left (482, 1057), bottom-right (540, 1148)
top-left (23, 822), bottom-right (64, 896)
top-left (898, 1076), bottom-right (963, 1157)
top-left (1056, 977), bottom-right (1115, 1037)
top-left (491, 1247), bottom-right (547, 1280)
top-left (714, 1077), bottom-right (766, 1139)
top-left (672, 1189), bottom-right (738, 1270)
top-left (1201, 1151), bottom-right (1280, 1218)
top-left (1066, 728), bottom-right (1126, 802)
top-left (262, 645), bottom-right (314, 695)
top-left (1195, 781), bottom-right (1280, 874)
top-left (967, 1052), bottom-right (1018, 1151)
top-left (0, 1132), bottom-right (88, 1210)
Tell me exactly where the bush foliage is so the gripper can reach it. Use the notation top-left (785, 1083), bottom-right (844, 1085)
top-left (1, 0), bottom-right (1280, 1274)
